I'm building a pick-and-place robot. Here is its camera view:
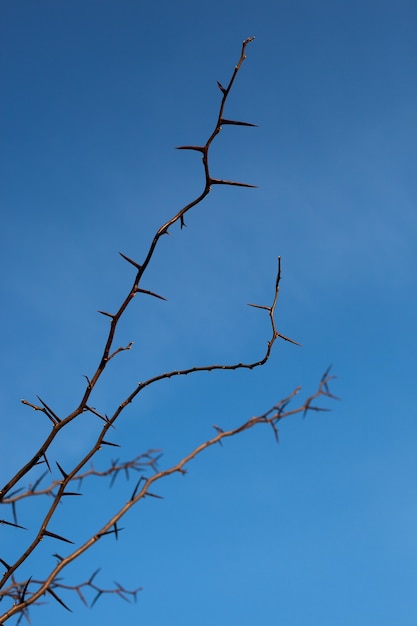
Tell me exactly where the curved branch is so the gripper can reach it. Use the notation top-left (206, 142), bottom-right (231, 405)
top-left (0, 37), bottom-right (256, 505)
top-left (1, 372), bottom-right (336, 622)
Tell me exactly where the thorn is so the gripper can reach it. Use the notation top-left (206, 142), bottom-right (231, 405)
top-left (321, 364), bottom-right (333, 382)
top-left (98, 310), bottom-right (114, 319)
top-left (88, 568), bottom-right (101, 584)
top-left (220, 118), bottom-right (258, 127)
top-left (85, 405), bottom-right (113, 425)
top-left (56, 461), bottom-right (68, 480)
top-left (30, 471), bottom-right (48, 493)
top-left (97, 525), bottom-right (124, 539)
top-left (216, 80), bottom-right (226, 94)
top-left (42, 529), bottom-right (74, 544)
top-left (209, 177), bottom-right (258, 188)
top-left (20, 577), bottom-right (32, 603)
top-left (43, 453), bottom-right (52, 473)
top-left (46, 587), bottom-right (72, 612)
top-left (0, 558), bottom-right (11, 570)
top-left (135, 288), bottom-right (167, 301)
top-left (91, 590), bottom-right (103, 608)
top-left (277, 333), bottom-right (302, 346)
top-left (37, 396), bottom-right (61, 423)
top-left (175, 145), bottom-right (205, 153)
top-left (0, 519), bottom-right (27, 530)
top-left (119, 252), bottom-right (142, 271)
top-left (247, 303), bottom-right (271, 311)
top-left (145, 492), bottom-right (163, 499)
top-left (5, 487), bottom-right (24, 498)
top-left (12, 501), bottom-right (18, 525)
top-left (130, 476), bottom-right (145, 501)
top-left (180, 215), bottom-right (187, 229)
top-left (101, 440), bottom-right (121, 447)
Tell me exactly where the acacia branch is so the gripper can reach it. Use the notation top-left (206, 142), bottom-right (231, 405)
top-left (0, 372), bottom-right (336, 622)
top-left (0, 37), bottom-right (256, 507)
top-left (0, 254), bottom-right (292, 590)
top-left (0, 37), bottom-right (337, 625)
top-left (2, 452), bottom-right (161, 509)
top-left (2, 571), bottom-right (141, 624)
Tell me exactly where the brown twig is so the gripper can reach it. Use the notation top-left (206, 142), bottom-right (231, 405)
top-left (0, 372), bottom-right (336, 622)
top-left (0, 38), bottom-right (337, 625)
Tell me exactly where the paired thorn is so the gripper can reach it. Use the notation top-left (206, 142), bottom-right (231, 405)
top-left (97, 522), bottom-right (124, 540)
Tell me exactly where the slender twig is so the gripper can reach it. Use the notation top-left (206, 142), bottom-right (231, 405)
top-left (2, 452), bottom-right (161, 505)
top-left (0, 37), bottom-right (256, 506)
top-left (1, 373), bottom-right (335, 622)
top-left (0, 38), bottom-right (337, 625)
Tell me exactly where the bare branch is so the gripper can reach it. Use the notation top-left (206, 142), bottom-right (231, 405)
top-left (0, 38), bottom-right (258, 508)
top-left (0, 373), bottom-right (334, 622)
top-left (0, 37), bottom-right (338, 626)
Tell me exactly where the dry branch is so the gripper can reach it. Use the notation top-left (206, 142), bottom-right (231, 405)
top-left (0, 37), bottom-right (337, 624)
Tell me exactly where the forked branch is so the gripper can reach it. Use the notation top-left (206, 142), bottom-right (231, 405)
top-left (1, 373), bottom-right (336, 622)
top-left (0, 37), bottom-right (257, 505)
top-left (0, 37), bottom-right (336, 624)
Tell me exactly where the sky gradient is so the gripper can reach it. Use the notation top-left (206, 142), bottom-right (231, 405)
top-left (1, 2), bottom-right (416, 625)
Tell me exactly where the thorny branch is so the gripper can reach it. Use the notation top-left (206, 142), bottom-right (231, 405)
top-left (3, 570), bottom-right (142, 626)
top-left (1, 373), bottom-right (337, 623)
top-left (0, 37), bottom-right (337, 623)
top-left (2, 452), bottom-right (162, 509)
top-left (0, 37), bottom-right (258, 505)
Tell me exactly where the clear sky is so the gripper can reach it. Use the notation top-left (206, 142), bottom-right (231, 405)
top-left (1, 1), bottom-right (416, 625)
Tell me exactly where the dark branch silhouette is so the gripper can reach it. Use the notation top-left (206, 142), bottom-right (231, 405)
top-left (0, 38), bottom-right (336, 624)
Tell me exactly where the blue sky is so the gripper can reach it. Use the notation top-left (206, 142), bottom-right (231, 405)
top-left (1, 1), bottom-right (416, 624)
